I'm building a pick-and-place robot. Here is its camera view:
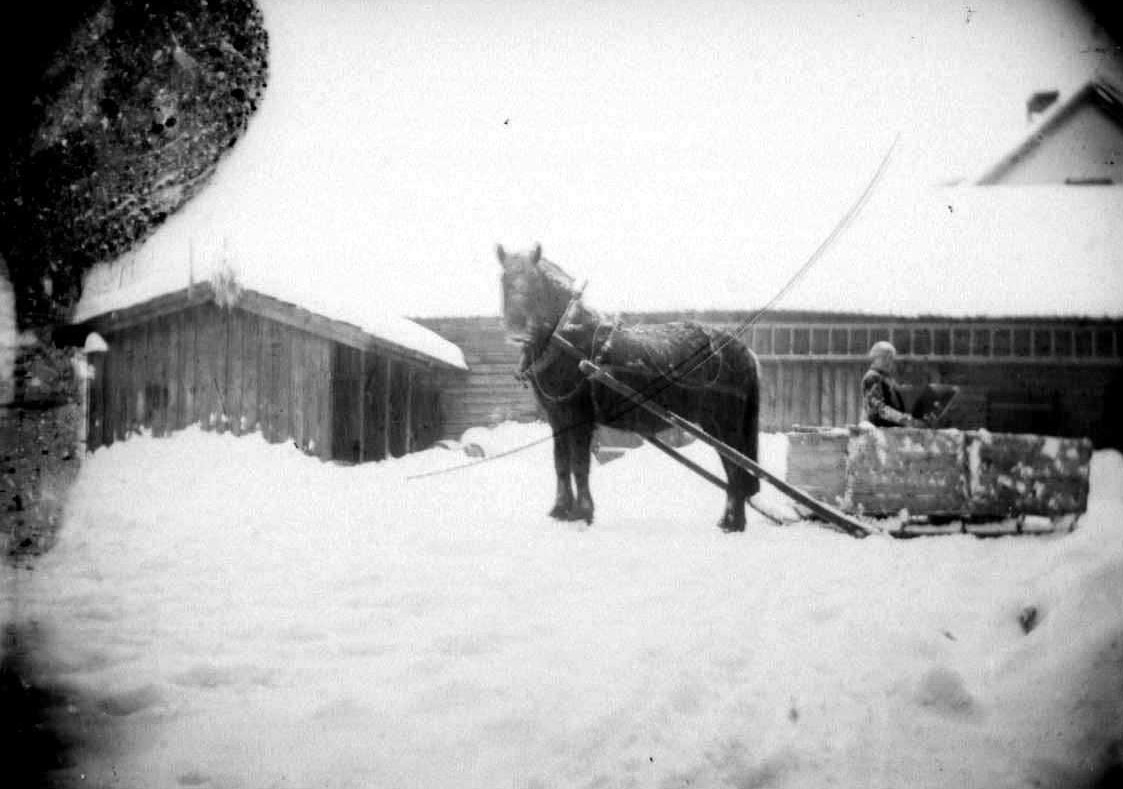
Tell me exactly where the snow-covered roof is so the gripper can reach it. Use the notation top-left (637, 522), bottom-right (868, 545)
top-left (779, 182), bottom-right (1123, 320)
top-left (74, 256), bottom-right (467, 370)
top-left (974, 78), bottom-right (1123, 185)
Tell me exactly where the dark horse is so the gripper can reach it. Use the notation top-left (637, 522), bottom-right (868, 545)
top-left (498, 243), bottom-right (761, 532)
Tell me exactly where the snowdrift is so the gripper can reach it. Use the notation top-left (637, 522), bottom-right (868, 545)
top-left (4, 424), bottom-right (1122, 788)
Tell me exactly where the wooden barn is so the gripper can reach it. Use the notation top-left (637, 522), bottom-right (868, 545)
top-left (70, 281), bottom-right (468, 462)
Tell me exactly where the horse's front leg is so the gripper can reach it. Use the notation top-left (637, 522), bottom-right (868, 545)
top-left (548, 425), bottom-right (575, 520)
top-left (569, 423), bottom-right (595, 524)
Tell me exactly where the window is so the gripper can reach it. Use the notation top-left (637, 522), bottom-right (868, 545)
top-left (792, 328), bottom-right (810, 355)
top-left (850, 328), bottom-right (869, 355)
top-left (973, 329), bottom-right (992, 356)
top-left (913, 328), bottom-right (931, 356)
top-left (1095, 329), bottom-right (1116, 358)
top-left (753, 327), bottom-right (772, 355)
top-left (1032, 329), bottom-right (1053, 357)
top-left (891, 328), bottom-right (911, 355)
top-left (993, 328), bottom-right (1012, 356)
top-left (1054, 329), bottom-right (1073, 357)
top-left (953, 328), bottom-right (972, 356)
top-left (812, 329), bottom-right (829, 355)
top-left (933, 329), bottom-right (950, 356)
top-left (1075, 330), bottom-right (1093, 358)
top-left (774, 328), bottom-right (792, 355)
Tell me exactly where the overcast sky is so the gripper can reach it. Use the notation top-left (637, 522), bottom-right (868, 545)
top-left (86, 0), bottom-right (1122, 319)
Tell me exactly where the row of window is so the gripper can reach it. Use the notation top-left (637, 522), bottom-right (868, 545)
top-left (740, 324), bottom-right (1121, 360)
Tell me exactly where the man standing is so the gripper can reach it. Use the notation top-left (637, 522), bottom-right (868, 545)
top-left (862, 341), bottom-right (922, 427)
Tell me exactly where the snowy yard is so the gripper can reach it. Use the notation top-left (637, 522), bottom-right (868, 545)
top-left (6, 423), bottom-right (1123, 788)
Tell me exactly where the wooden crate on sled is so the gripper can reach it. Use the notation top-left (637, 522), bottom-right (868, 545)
top-left (786, 426), bottom-right (1092, 536)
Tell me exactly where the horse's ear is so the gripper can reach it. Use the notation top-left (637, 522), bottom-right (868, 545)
top-left (496, 244), bottom-right (507, 265)
top-left (530, 243), bottom-right (542, 265)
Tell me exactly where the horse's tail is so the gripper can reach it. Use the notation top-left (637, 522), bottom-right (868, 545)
top-left (741, 345), bottom-right (762, 497)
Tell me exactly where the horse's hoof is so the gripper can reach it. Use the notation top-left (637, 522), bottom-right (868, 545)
top-left (549, 505), bottom-right (570, 520)
top-left (566, 505), bottom-right (594, 524)
top-left (718, 519), bottom-right (746, 533)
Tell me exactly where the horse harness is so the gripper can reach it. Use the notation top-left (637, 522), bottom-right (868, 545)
top-left (517, 311), bottom-right (747, 405)
top-left (516, 318), bottom-right (619, 404)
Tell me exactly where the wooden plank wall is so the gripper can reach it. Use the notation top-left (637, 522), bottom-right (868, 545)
top-left (410, 372), bottom-right (444, 453)
top-left (331, 345), bottom-right (363, 463)
top-left (92, 304), bottom-right (334, 458)
top-left (758, 359), bottom-right (867, 432)
top-left (330, 347), bottom-right (445, 463)
top-left (417, 316), bottom-right (539, 440)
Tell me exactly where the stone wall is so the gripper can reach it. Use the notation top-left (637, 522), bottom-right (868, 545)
top-left (1, 339), bottom-right (85, 564)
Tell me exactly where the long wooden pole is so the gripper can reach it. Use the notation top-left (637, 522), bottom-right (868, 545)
top-left (548, 334), bottom-right (871, 538)
top-left (383, 356), bottom-right (392, 460)
top-left (357, 350), bottom-right (366, 463)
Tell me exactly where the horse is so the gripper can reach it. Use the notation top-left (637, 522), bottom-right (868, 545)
top-left (498, 243), bottom-right (761, 532)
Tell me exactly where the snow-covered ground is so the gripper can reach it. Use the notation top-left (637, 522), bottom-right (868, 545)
top-left (6, 424), bottom-right (1123, 788)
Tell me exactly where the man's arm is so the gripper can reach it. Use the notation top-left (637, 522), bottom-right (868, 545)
top-left (863, 374), bottom-right (919, 427)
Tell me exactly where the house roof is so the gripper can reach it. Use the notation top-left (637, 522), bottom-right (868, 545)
top-left (975, 78), bottom-right (1123, 185)
top-left (73, 261), bottom-right (468, 371)
top-left (782, 182), bottom-right (1123, 320)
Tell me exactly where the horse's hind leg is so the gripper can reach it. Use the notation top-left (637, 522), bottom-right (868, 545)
top-left (717, 394), bottom-right (760, 533)
top-left (718, 457), bottom-right (748, 532)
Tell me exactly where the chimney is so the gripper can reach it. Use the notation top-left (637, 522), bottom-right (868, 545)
top-left (1026, 90), bottom-right (1060, 123)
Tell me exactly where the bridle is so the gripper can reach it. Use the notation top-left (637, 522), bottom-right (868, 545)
top-left (513, 281), bottom-right (606, 402)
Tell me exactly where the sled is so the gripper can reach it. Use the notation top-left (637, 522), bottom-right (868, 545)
top-left (785, 425), bottom-right (1093, 537)
top-left (563, 337), bottom-right (1091, 539)
top-left (549, 319), bottom-right (1091, 540)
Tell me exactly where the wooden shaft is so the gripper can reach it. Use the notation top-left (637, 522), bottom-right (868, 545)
top-left (572, 354), bottom-right (871, 538)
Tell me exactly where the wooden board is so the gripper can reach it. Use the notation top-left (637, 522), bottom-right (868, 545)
top-left (845, 427), bottom-right (969, 517)
top-left (966, 432), bottom-right (1093, 517)
top-left (241, 310), bottom-right (262, 435)
top-left (785, 429), bottom-right (849, 507)
top-left (226, 309), bottom-right (244, 435)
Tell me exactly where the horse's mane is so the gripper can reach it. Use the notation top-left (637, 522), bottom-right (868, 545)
top-left (536, 257), bottom-right (576, 292)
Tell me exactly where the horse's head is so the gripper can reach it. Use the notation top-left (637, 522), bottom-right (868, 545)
top-left (497, 243), bottom-right (577, 346)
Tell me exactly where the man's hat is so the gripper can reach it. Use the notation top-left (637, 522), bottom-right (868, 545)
top-left (868, 341), bottom-right (896, 358)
